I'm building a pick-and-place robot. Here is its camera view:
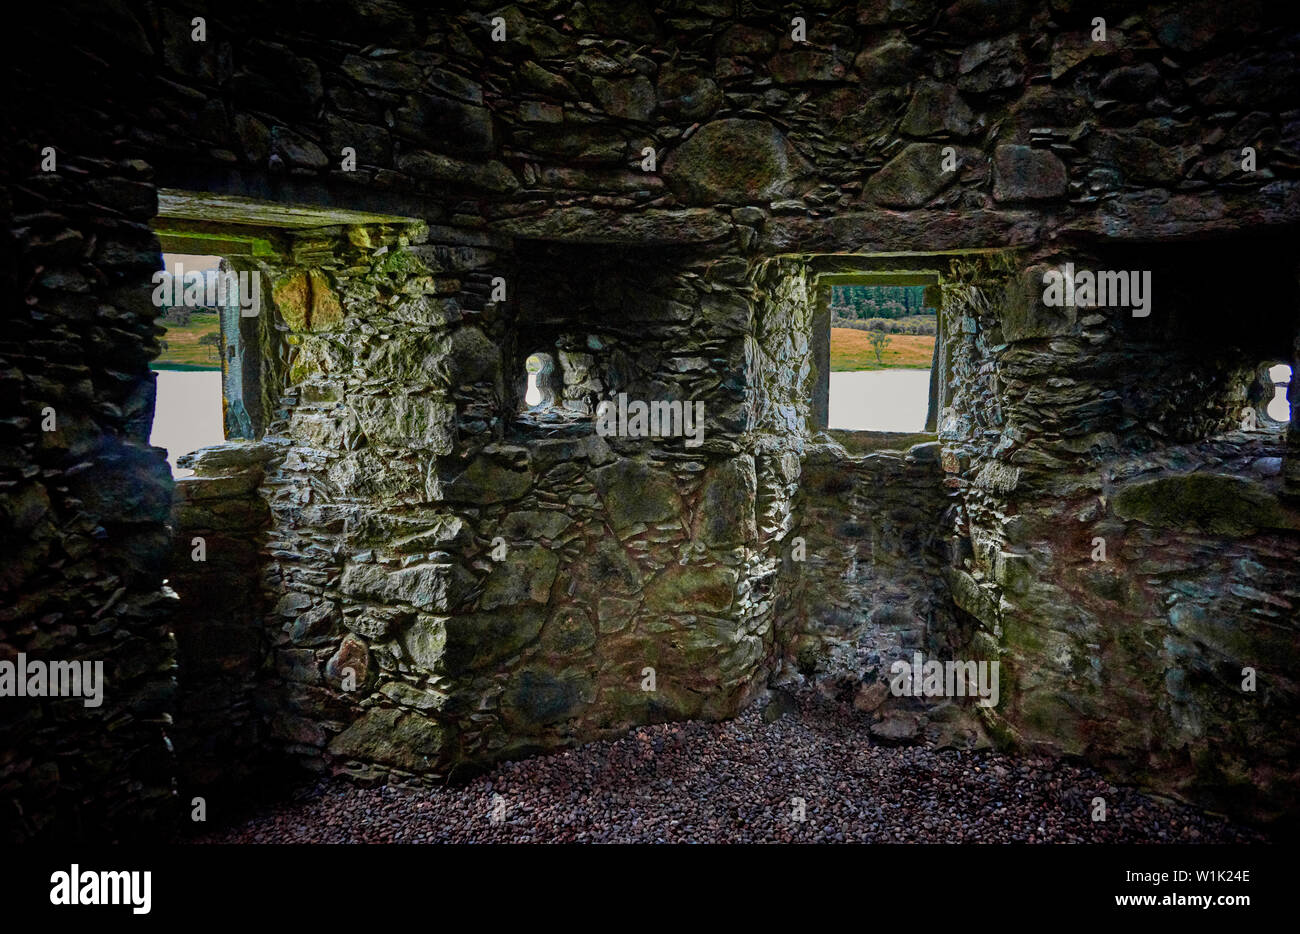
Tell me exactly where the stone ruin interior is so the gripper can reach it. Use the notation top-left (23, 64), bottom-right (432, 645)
top-left (3, 0), bottom-right (1299, 844)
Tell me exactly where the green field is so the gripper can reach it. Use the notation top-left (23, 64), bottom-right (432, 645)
top-left (154, 311), bottom-right (221, 370)
top-left (829, 329), bottom-right (935, 371)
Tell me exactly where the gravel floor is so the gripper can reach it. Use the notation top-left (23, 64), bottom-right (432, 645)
top-left (194, 700), bottom-right (1268, 844)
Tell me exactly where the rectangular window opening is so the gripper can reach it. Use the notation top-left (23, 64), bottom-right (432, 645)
top-left (150, 253), bottom-right (230, 476)
top-left (825, 279), bottom-right (940, 434)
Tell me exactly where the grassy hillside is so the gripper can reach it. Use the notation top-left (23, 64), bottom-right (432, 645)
top-left (830, 329), bottom-right (935, 371)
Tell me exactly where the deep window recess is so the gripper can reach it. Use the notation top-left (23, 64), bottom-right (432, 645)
top-left (150, 253), bottom-right (229, 475)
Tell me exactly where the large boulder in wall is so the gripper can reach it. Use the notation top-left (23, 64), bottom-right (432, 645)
top-left (663, 118), bottom-right (809, 205)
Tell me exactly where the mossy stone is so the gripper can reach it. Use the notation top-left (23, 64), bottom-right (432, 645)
top-left (1114, 473), bottom-right (1299, 536)
top-left (327, 707), bottom-right (449, 772)
top-left (502, 666), bottom-right (594, 727)
top-left (644, 563), bottom-right (738, 614)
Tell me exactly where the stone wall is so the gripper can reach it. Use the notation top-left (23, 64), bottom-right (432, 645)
top-left (252, 220), bottom-right (471, 777)
top-left (17, 0), bottom-right (1297, 247)
top-left (4, 0), bottom-right (1300, 835)
top-left (781, 440), bottom-right (980, 745)
top-left (749, 256), bottom-right (814, 679)
top-left (936, 248), bottom-right (1300, 823)
top-left (168, 441), bottom-right (275, 802)
top-left (254, 230), bottom-right (784, 779)
top-left (1, 140), bottom-right (178, 843)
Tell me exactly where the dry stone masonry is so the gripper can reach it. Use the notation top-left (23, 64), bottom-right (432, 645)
top-left (3, 0), bottom-right (1299, 840)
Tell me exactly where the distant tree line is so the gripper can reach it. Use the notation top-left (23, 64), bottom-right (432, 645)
top-left (830, 285), bottom-right (934, 320)
top-left (157, 269), bottom-right (228, 322)
top-left (832, 315), bottom-right (936, 335)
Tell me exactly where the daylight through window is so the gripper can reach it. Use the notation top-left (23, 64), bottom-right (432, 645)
top-left (149, 253), bottom-right (228, 475)
top-left (827, 283), bottom-right (937, 432)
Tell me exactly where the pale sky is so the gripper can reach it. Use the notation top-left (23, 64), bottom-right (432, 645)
top-left (162, 253), bottom-right (222, 273)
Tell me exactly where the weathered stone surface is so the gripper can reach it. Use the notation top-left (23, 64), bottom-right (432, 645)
top-left (716, 24), bottom-right (776, 57)
top-left (351, 395), bottom-right (456, 452)
top-left (379, 681), bottom-right (451, 712)
top-left (693, 456), bottom-right (758, 547)
top-left (853, 682), bottom-right (890, 713)
top-left (493, 208), bottom-right (734, 244)
top-left (592, 460), bottom-right (681, 532)
top-left (570, 539), bottom-right (643, 598)
top-left (325, 634), bottom-right (369, 688)
top-left (355, 513), bottom-right (468, 553)
top-left (69, 447), bottom-right (172, 523)
top-left (992, 145), bottom-right (1068, 202)
top-left (942, 567), bottom-right (999, 627)
top-left (502, 666), bottom-right (595, 727)
top-left (441, 607), bottom-right (545, 674)
top-left (394, 94), bottom-right (493, 157)
top-left (340, 54), bottom-right (421, 90)
top-left (307, 269), bottom-right (343, 330)
top-left (446, 326), bottom-right (500, 386)
top-left (592, 75), bottom-right (656, 121)
top-left (397, 151), bottom-right (518, 193)
top-left (327, 708), bottom-right (448, 772)
top-left (275, 593), bottom-right (313, 621)
top-left (175, 473), bottom-right (260, 500)
top-left (345, 607), bottom-right (406, 641)
top-left (769, 49), bottom-right (850, 83)
top-left (853, 36), bottom-right (917, 85)
top-left (389, 295), bottom-right (461, 327)
top-left (400, 615), bottom-right (447, 669)
top-left (340, 561), bottom-right (472, 612)
top-left (900, 81), bottom-right (978, 138)
top-left (957, 34), bottom-right (1026, 93)
top-left (327, 450), bottom-right (425, 499)
top-left (479, 545), bottom-right (560, 609)
top-left (290, 603), bottom-right (333, 643)
top-left (541, 607), bottom-right (597, 655)
top-left (1087, 131), bottom-right (1197, 187)
top-left (663, 119), bottom-right (809, 205)
top-left (272, 269), bottom-right (311, 330)
top-left (499, 510), bottom-right (573, 541)
top-left (442, 451), bottom-right (532, 504)
top-left (1113, 474), bottom-right (1299, 535)
top-left (644, 564), bottom-right (738, 614)
top-left (291, 339), bottom-right (352, 384)
top-left (357, 333), bottom-right (446, 388)
top-left (864, 143), bottom-right (959, 207)
top-left (871, 713), bottom-right (921, 743)
top-left (277, 648), bottom-right (321, 684)
top-left (657, 65), bottom-right (723, 121)
top-left (999, 264), bottom-right (1077, 341)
